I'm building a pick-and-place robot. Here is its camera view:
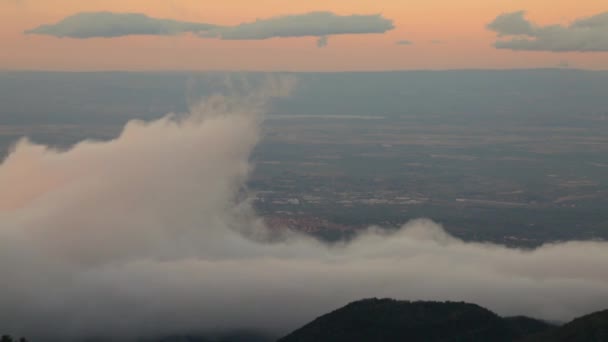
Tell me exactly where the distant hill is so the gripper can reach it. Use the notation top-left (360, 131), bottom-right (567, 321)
top-left (278, 298), bottom-right (554, 342)
top-left (522, 309), bottom-right (608, 342)
top-left (2, 70), bottom-right (608, 126)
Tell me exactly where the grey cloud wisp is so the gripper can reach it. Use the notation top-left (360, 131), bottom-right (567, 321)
top-left (316, 36), bottom-right (329, 48)
top-left (396, 40), bottom-right (413, 45)
top-left (25, 12), bottom-right (217, 38)
top-left (1, 80), bottom-right (608, 341)
top-left (488, 11), bottom-right (608, 52)
top-left (26, 11), bottom-right (394, 46)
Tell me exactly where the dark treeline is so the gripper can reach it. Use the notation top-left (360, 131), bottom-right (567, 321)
top-left (4, 299), bottom-right (608, 341)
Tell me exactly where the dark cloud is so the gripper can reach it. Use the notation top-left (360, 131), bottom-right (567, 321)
top-left (25, 12), bottom-right (216, 38)
top-left (396, 40), bottom-right (413, 45)
top-left (488, 11), bottom-right (608, 52)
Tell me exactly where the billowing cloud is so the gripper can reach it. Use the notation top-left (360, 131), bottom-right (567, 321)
top-left (488, 11), bottom-right (608, 52)
top-left (25, 11), bottom-right (394, 46)
top-left (1, 79), bottom-right (608, 341)
top-left (396, 39), bottom-right (413, 45)
top-left (25, 12), bottom-right (216, 38)
top-left (487, 11), bottom-right (534, 36)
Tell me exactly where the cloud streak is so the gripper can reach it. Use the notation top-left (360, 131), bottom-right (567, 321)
top-left (488, 11), bottom-right (608, 52)
top-left (203, 12), bottom-right (394, 42)
top-left (0, 78), bottom-right (607, 341)
top-left (26, 11), bottom-right (394, 46)
top-left (25, 12), bottom-right (216, 38)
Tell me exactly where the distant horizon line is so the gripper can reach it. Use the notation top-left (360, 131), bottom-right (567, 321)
top-left (1, 67), bottom-right (607, 74)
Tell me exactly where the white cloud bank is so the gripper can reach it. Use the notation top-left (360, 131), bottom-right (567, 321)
top-left (1, 78), bottom-right (608, 341)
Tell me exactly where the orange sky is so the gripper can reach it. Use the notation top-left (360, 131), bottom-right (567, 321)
top-left (1, 0), bottom-right (607, 71)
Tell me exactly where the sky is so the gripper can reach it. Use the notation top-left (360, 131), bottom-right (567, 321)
top-left (1, 0), bottom-right (608, 71)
